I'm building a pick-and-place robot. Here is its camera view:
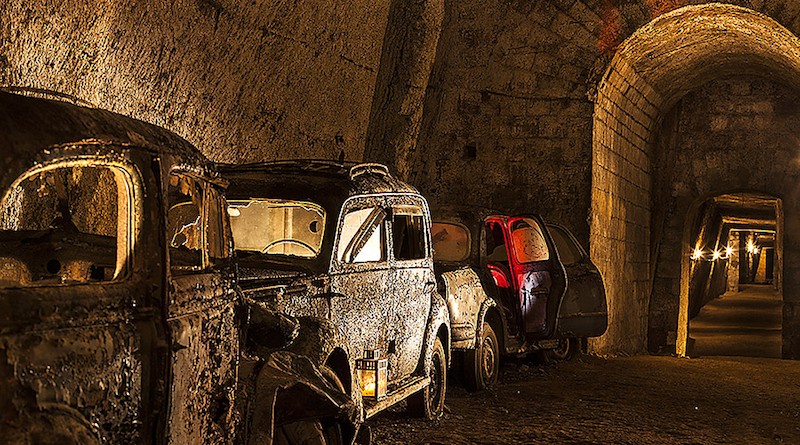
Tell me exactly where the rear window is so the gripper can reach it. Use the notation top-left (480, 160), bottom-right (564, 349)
top-left (431, 222), bottom-right (470, 262)
top-left (228, 199), bottom-right (325, 258)
top-left (547, 225), bottom-right (582, 265)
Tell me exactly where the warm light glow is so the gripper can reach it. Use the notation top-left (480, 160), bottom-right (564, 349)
top-left (746, 239), bottom-right (758, 254)
top-left (691, 248), bottom-right (704, 260)
top-left (725, 246), bottom-right (733, 257)
top-left (712, 250), bottom-right (721, 260)
top-left (356, 354), bottom-right (388, 400)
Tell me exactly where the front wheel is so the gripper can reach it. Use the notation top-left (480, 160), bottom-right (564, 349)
top-left (463, 322), bottom-right (500, 391)
top-left (407, 336), bottom-right (447, 420)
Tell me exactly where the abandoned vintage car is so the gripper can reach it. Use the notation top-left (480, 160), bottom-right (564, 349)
top-left (0, 90), bottom-right (357, 445)
top-left (431, 206), bottom-right (607, 390)
top-left (221, 160), bottom-right (451, 421)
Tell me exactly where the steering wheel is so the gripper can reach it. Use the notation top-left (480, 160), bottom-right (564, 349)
top-left (261, 239), bottom-right (316, 255)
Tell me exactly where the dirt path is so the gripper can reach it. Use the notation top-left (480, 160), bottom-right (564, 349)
top-left (690, 284), bottom-right (782, 358)
top-left (367, 354), bottom-right (800, 444)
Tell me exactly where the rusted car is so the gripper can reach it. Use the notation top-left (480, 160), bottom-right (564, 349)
top-left (0, 90), bottom-right (357, 444)
top-left (222, 161), bottom-right (451, 421)
top-left (431, 206), bottom-right (607, 390)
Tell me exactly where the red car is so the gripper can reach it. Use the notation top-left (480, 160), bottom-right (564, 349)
top-left (432, 206), bottom-right (607, 390)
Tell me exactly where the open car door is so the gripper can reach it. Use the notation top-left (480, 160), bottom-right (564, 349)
top-left (547, 224), bottom-right (608, 338)
top-left (484, 215), bottom-right (566, 341)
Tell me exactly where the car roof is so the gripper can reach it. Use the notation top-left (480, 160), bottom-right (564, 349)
top-left (221, 160), bottom-right (422, 205)
top-left (0, 90), bottom-right (211, 190)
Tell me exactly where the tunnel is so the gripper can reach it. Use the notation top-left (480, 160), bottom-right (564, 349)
top-left (3, 1), bottom-right (800, 444)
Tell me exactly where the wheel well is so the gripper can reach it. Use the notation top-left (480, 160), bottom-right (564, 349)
top-left (484, 307), bottom-right (505, 354)
top-left (436, 324), bottom-right (450, 365)
top-left (324, 348), bottom-right (352, 395)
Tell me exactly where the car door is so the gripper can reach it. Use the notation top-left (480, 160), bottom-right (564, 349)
top-left (387, 197), bottom-right (433, 380)
top-left (547, 224), bottom-right (608, 338)
top-left (164, 170), bottom-right (238, 444)
top-left (0, 158), bottom-right (160, 444)
top-left (504, 215), bottom-right (566, 341)
top-left (328, 197), bottom-right (392, 372)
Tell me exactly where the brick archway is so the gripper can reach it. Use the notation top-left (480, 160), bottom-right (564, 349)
top-left (591, 3), bottom-right (800, 356)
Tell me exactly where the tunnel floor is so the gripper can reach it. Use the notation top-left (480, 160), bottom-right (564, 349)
top-left (368, 354), bottom-right (800, 444)
top-left (689, 284), bottom-right (782, 358)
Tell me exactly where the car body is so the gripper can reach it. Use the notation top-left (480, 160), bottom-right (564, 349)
top-left (0, 91), bottom-right (357, 444)
top-left (222, 161), bottom-right (451, 421)
top-left (431, 205), bottom-right (607, 390)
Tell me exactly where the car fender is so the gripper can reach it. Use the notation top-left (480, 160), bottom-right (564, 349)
top-left (281, 315), bottom-right (350, 369)
top-left (472, 298), bottom-right (498, 349)
top-left (420, 291), bottom-right (451, 373)
top-left (439, 267), bottom-right (490, 350)
top-left (246, 351), bottom-right (358, 445)
top-left (3, 404), bottom-right (103, 445)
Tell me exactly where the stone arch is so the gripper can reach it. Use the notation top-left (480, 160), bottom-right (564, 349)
top-left (590, 3), bottom-right (800, 356)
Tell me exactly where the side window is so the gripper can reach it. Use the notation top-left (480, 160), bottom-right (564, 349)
top-left (0, 164), bottom-right (130, 287)
top-left (485, 221), bottom-right (508, 263)
top-left (548, 226), bottom-right (582, 265)
top-left (207, 187), bottom-right (233, 266)
top-left (167, 173), bottom-right (204, 271)
top-left (337, 207), bottom-right (386, 264)
top-left (392, 208), bottom-right (426, 261)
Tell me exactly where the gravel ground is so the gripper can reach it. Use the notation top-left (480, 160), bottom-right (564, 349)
top-left (366, 354), bottom-right (800, 444)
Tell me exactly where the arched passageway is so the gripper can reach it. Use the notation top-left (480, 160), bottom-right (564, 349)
top-left (591, 3), bottom-right (800, 358)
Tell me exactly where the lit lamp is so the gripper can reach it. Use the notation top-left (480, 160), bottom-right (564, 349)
top-left (356, 349), bottom-right (387, 401)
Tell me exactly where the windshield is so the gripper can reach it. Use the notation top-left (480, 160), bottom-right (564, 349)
top-left (228, 199), bottom-right (325, 258)
top-left (431, 222), bottom-right (470, 262)
top-left (509, 217), bottom-right (550, 263)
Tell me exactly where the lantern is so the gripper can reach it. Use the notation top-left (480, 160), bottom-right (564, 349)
top-left (356, 349), bottom-right (387, 401)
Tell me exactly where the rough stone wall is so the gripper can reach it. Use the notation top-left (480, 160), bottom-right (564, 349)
top-left (409, 0), bottom-right (605, 246)
top-left (8, 0), bottom-right (800, 356)
top-left (0, 0), bottom-right (391, 163)
top-left (648, 77), bottom-right (800, 357)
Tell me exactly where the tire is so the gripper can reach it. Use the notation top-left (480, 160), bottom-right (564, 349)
top-left (547, 336), bottom-right (579, 361)
top-left (463, 322), bottom-right (500, 391)
top-left (407, 336), bottom-right (447, 420)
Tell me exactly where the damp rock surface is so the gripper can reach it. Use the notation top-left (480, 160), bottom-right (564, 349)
top-left (368, 355), bottom-right (800, 444)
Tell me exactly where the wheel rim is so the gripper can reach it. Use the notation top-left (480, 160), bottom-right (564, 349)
top-left (480, 335), bottom-right (496, 382)
top-left (552, 338), bottom-right (570, 360)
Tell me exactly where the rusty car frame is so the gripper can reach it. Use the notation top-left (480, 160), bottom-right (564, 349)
top-left (221, 160), bottom-right (451, 422)
top-left (431, 205), bottom-right (607, 390)
top-left (0, 90), bottom-right (358, 445)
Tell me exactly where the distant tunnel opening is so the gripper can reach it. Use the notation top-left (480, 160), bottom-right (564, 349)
top-left (683, 193), bottom-right (783, 359)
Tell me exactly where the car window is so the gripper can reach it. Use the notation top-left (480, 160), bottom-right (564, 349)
top-left (392, 208), bottom-right (426, 261)
top-left (0, 164), bottom-right (130, 287)
top-left (167, 173), bottom-right (204, 271)
top-left (509, 217), bottom-right (550, 263)
top-left (338, 207), bottom-right (386, 263)
top-left (548, 225), bottom-right (582, 265)
top-left (208, 188), bottom-right (233, 265)
top-left (228, 199), bottom-right (325, 258)
top-left (485, 221), bottom-right (508, 263)
top-left (431, 222), bottom-right (470, 262)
